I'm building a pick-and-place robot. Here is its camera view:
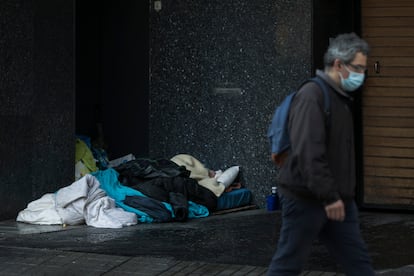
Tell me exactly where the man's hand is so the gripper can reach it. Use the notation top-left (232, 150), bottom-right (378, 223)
top-left (271, 152), bottom-right (288, 167)
top-left (325, 199), bottom-right (345, 221)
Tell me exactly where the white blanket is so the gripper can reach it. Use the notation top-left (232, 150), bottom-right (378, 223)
top-left (16, 174), bottom-right (137, 228)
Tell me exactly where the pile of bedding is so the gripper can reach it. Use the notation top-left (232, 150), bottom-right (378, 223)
top-left (16, 140), bottom-right (252, 228)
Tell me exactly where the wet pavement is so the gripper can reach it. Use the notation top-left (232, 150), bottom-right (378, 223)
top-left (0, 208), bottom-right (414, 275)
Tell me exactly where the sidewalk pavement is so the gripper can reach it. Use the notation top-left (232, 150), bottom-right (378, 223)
top-left (1, 209), bottom-right (414, 275)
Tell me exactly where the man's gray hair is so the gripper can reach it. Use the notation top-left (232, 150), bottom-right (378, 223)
top-left (324, 33), bottom-right (370, 67)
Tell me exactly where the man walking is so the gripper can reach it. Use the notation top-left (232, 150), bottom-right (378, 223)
top-left (268, 33), bottom-right (376, 276)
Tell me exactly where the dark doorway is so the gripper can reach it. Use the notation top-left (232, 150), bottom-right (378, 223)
top-left (75, 0), bottom-right (149, 160)
top-left (312, 0), bottom-right (359, 72)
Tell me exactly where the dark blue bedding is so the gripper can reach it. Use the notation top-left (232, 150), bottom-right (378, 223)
top-left (216, 188), bottom-right (252, 210)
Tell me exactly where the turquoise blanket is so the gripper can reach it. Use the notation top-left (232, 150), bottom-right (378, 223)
top-left (92, 169), bottom-right (209, 223)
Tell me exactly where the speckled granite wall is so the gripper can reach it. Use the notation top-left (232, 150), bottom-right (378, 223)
top-left (149, 0), bottom-right (312, 207)
top-left (0, 0), bottom-right (74, 219)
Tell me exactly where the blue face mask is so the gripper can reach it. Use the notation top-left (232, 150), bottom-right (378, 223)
top-left (339, 65), bottom-right (365, 92)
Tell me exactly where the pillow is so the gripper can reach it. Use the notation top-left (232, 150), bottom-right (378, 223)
top-left (216, 166), bottom-right (239, 188)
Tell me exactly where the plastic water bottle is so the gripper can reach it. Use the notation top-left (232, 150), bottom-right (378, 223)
top-left (267, 186), bottom-right (279, 211)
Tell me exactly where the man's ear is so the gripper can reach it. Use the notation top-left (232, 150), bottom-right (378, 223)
top-left (333, 58), bottom-right (342, 70)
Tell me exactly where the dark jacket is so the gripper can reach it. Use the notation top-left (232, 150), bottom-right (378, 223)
top-left (130, 176), bottom-right (218, 220)
top-left (278, 70), bottom-right (356, 205)
top-left (115, 158), bottom-right (190, 186)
